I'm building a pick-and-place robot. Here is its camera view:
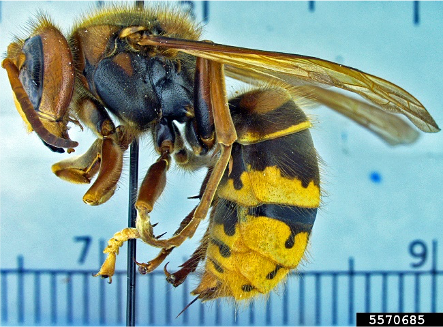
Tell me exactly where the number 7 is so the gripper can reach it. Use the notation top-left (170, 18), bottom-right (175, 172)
top-left (74, 236), bottom-right (92, 264)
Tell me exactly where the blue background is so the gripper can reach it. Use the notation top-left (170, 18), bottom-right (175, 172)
top-left (1, 1), bottom-right (442, 325)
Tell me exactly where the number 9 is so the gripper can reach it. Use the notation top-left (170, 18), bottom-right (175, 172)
top-left (409, 240), bottom-right (427, 268)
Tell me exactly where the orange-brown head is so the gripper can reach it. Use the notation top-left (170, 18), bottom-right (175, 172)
top-left (3, 17), bottom-right (78, 152)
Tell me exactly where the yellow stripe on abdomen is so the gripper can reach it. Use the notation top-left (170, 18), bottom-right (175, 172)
top-left (218, 165), bottom-right (320, 208)
top-left (237, 120), bottom-right (312, 145)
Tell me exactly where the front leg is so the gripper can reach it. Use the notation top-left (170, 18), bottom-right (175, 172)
top-left (51, 97), bottom-right (130, 205)
top-left (52, 138), bottom-right (102, 184)
top-left (82, 135), bottom-right (125, 205)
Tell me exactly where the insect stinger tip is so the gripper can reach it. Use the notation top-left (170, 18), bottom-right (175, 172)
top-left (176, 295), bottom-right (200, 318)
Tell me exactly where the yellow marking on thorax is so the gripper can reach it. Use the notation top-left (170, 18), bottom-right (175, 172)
top-left (237, 120), bottom-right (312, 145)
top-left (218, 165), bottom-right (320, 208)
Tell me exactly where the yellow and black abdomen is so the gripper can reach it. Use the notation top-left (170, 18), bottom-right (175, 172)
top-left (193, 88), bottom-right (320, 301)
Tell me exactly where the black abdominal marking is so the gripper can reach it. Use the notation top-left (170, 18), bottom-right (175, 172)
top-left (266, 264), bottom-right (283, 280)
top-left (211, 239), bottom-right (231, 258)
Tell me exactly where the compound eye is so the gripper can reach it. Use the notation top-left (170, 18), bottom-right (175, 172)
top-left (19, 35), bottom-right (45, 112)
top-left (2, 23), bottom-right (78, 151)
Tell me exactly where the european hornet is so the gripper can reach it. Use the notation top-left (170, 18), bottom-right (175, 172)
top-left (2, 3), bottom-right (440, 303)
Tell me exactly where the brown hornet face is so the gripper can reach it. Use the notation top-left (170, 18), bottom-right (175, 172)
top-left (3, 21), bottom-right (77, 152)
